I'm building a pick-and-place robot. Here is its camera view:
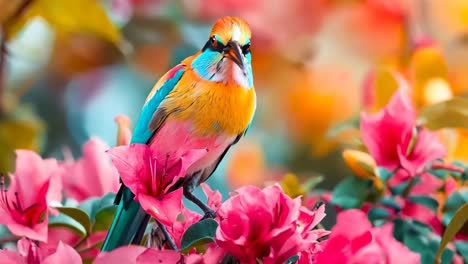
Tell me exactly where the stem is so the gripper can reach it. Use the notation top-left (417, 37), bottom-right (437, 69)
top-left (0, 0), bottom-right (34, 115)
top-left (430, 162), bottom-right (465, 174)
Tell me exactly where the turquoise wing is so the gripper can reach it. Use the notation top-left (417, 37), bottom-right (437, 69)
top-left (101, 64), bottom-right (186, 251)
top-left (131, 64), bottom-right (186, 144)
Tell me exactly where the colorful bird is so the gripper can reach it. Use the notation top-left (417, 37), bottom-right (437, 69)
top-left (101, 16), bottom-right (256, 251)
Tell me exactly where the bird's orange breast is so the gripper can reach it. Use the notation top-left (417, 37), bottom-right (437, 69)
top-left (162, 68), bottom-right (256, 137)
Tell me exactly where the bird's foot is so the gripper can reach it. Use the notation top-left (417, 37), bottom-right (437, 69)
top-left (201, 209), bottom-right (217, 220)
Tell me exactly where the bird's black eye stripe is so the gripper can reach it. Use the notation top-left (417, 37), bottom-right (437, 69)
top-left (202, 36), bottom-right (225, 52)
top-left (242, 43), bottom-right (251, 54)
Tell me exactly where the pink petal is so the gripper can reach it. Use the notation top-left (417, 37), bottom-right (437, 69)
top-left (360, 88), bottom-right (416, 170)
top-left (42, 242), bottom-right (82, 264)
top-left (203, 245), bottom-right (226, 264)
top-left (139, 189), bottom-right (183, 226)
top-left (350, 231), bottom-right (373, 254)
top-left (373, 223), bottom-right (420, 264)
top-left (10, 150), bottom-right (62, 206)
top-left (114, 115), bottom-right (132, 146)
top-left (94, 245), bottom-right (147, 264)
top-left (200, 183), bottom-right (222, 211)
top-left (314, 235), bottom-right (351, 263)
top-left (136, 248), bottom-right (182, 264)
top-left (331, 209), bottom-right (372, 240)
top-left (0, 249), bottom-right (24, 264)
top-left (6, 213), bottom-right (48, 242)
top-left (410, 173), bottom-right (443, 195)
top-left (42, 227), bottom-right (82, 252)
top-left (107, 144), bottom-right (152, 196)
top-left (398, 129), bottom-right (447, 175)
top-left (348, 243), bottom-right (384, 264)
top-left (62, 138), bottom-right (119, 201)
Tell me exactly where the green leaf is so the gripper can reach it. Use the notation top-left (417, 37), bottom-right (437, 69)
top-left (56, 207), bottom-right (91, 234)
top-left (93, 206), bottom-right (116, 232)
top-left (435, 203), bottom-right (468, 264)
top-left (368, 207), bottom-right (391, 223)
top-left (418, 97), bottom-right (468, 130)
top-left (331, 177), bottom-right (373, 209)
top-left (376, 167), bottom-right (392, 182)
top-left (302, 176), bottom-right (324, 191)
top-left (390, 178), bottom-right (414, 196)
top-left (409, 195), bottom-right (439, 213)
top-left (285, 255), bottom-right (299, 264)
top-left (378, 196), bottom-right (401, 211)
top-left (429, 169), bottom-right (449, 180)
top-left (443, 191), bottom-right (468, 226)
top-left (49, 213), bottom-right (87, 237)
top-left (180, 219), bottom-right (218, 254)
top-left (406, 127), bottom-right (418, 156)
top-left (79, 192), bottom-right (116, 221)
top-left (455, 241), bottom-right (468, 264)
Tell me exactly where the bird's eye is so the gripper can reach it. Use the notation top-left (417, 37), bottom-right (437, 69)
top-left (210, 36), bottom-right (217, 47)
top-left (242, 43), bottom-right (251, 55)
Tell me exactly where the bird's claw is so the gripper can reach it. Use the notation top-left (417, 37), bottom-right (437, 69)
top-left (201, 209), bottom-right (216, 220)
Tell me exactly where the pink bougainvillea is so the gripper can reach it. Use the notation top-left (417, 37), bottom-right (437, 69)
top-left (216, 184), bottom-right (328, 263)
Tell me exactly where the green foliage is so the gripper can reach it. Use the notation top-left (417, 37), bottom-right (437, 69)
top-left (409, 195), bottom-right (439, 213)
top-left (368, 207), bottom-right (390, 223)
top-left (443, 191), bottom-right (468, 226)
top-left (56, 207), bottom-right (92, 234)
top-left (418, 97), bottom-right (468, 130)
top-left (376, 167), bottom-right (392, 182)
top-left (50, 193), bottom-right (116, 238)
top-left (455, 241), bottom-right (468, 264)
top-left (378, 196), bottom-right (401, 211)
top-left (79, 193), bottom-right (116, 233)
top-left (180, 219), bottom-right (218, 254)
top-left (49, 212), bottom-right (87, 237)
top-left (331, 176), bottom-right (373, 209)
top-left (436, 204), bottom-right (468, 264)
top-left (393, 218), bottom-right (454, 264)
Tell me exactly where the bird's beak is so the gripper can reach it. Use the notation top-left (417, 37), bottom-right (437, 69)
top-left (224, 41), bottom-right (245, 71)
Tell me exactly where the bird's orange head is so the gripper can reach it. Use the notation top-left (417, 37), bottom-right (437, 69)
top-left (190, 16), bottom-right (254, 88)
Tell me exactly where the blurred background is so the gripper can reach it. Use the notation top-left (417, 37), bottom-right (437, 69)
top-left (1, 0), bottom-right (468, 198)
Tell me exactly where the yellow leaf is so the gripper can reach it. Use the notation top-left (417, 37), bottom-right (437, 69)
top-left (434, 203), bottom-right (468, 264)
top-left (0, 116), bottom-right (43, 172)
top-left (418, 96), bottom-right (468, 130)
top-left (279, 173), bottom-right (305, 198)
top-left (8, 0), bottom-right (120, 44)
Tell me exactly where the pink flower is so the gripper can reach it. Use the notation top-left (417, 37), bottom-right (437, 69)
top-left (107, 144), bottom-right (207, 225)
top-left (0, 239), bottom-right (81, 264)
top-left (315, 209), bottom-right (420, 264)
top-left (137, 246), bottom-right (225, 264)
top-left (93, 245), bottom-right (224, 264)
top-left (62, 137), bottom-right (120, 202)
top-left (41, 227), bottom-right (108, 260)
top-left (114, 115), bottom-right (132, 146)
top-left (216, 185), bottom-right (328, 263)
top-left (361, 86), bottom-right (446, 176)
top-left (93, 245), bottom-right (147, 264)
top-left (0, 151), bottom-right (63, 242)
top-left (200, 183), bottom-right (222, 213)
